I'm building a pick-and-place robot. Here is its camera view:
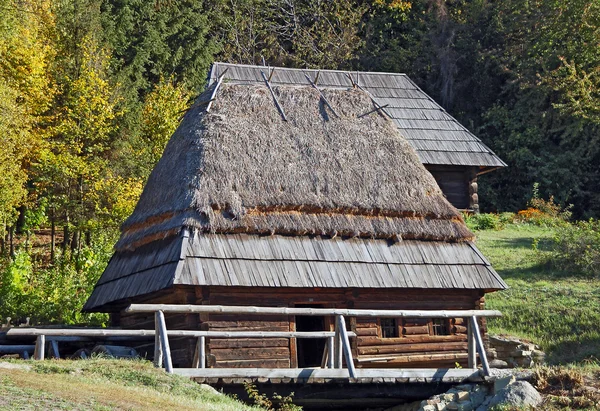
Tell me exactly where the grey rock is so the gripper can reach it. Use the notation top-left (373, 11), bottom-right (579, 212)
top-left (487, 381), bottom-right (542, 409)
top-left (489, 359), bottom-right (508, 369)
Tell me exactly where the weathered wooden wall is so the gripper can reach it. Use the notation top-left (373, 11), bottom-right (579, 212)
top-left (115, 286), bottom-right (486, 369)
top-left (425, 166), bottom-right (479, 211)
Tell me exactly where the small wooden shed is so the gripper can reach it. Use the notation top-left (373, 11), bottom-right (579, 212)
top-left (208, 63), bottom-right (507, 212)
top-left (84, 80), bottom-right (507, 369)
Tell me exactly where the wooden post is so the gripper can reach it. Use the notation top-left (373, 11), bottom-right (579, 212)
top-left (327, 336), bottom-right (334, 369)
top-left (51, 340), bottom-right (60, 359)
top-left (337, 315), bottom-right (356, 379)
top-left (193, 336), bottom-right (206, 369)
top-left (468, 319), bottom-right (476, 368)
top-left (333, 316), bottom-right (342, 369)
top-left (156, 311), bottom-right (173, 373)
top-left (469, 316), bottom-right (490, 376)
top-left (34, 335), bottom-right (45, 360)
top-left (154, 312), bottom-right (163, 368)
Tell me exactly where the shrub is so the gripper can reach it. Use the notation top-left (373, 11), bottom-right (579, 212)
top-left (550, 219), bottom-right (600, 277)
top-left (465, 213), bottom-right (504, 231)
top-left (515, 183), bottom-right (572, 227)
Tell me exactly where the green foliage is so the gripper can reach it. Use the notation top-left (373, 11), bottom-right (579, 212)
top-left (550, 219), bottom-right (600, 278)
top-left (464, 213), bottom-right (504, 231)
top-left (244, 382), bottom-right (301, 411)
top-left (0, 236), bottom-right (113, 325)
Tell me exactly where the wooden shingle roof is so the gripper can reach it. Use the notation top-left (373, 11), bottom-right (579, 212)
top-left (83, 229), bottom-right (507, 312)
top-left (209, 62), bottom-right (506, 170)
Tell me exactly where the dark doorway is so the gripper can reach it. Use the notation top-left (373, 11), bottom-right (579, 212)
top-left (295, 305), bottom-right (326, 368)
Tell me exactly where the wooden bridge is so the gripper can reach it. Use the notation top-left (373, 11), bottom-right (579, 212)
top-left (4, 304), bottom-right (500, 385)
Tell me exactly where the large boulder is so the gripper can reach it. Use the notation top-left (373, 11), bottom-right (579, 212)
top-left (486, 381), bottom-right (542, 409)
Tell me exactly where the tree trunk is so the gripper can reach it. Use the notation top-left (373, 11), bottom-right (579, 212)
top-left (63, 214), bottom-right (70, 254)
top-left (9, 226), bottom-right (15, 260)
top-left (16, 205), bottom-right (26, 234)
top-left (50, 211), bottom-right (55, 263)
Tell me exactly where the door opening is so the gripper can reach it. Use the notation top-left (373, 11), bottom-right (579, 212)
top-left (295, 304), bottom-right (326, 368)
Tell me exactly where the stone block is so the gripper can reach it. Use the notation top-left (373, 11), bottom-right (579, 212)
top-left (443, 393), bottom-right (456, 402)
top-left (422, 405), bottom-right (436, 411)
top-left (445, 403), bottom-right (458, 411)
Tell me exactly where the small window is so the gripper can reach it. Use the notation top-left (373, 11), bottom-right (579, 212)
top-left (380, 318), bottom-right (399, 338)
top-left (431, 318), bottom-right (450, 336)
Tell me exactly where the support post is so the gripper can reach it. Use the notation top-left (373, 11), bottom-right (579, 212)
top-left (327, 336), bottom-right (334, 369)
top-left (333, 316), bottom-right (342, 369)
top-left (468, 318), bottom-right (476, 368)
top-left (469, 316), bottom-right (490, 376)
top-left (156, 310), bottom-right (173, 373)
top-left (51, 340), bottom-right (60, 359)
top-left (154, 313), bottom-right (163, 368)
top-left (34, 335), bottom-right (45, 360)
top-left (193, 336), bottom-right (206, 369)
top-left (337, 315), bottom-right (356, 378)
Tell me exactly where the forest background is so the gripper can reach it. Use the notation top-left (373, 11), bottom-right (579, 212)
top-left (0, 0), bottom-right (599, 325)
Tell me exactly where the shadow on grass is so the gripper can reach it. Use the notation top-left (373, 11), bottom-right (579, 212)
top-left (547, 336), bottom-right (600, 365)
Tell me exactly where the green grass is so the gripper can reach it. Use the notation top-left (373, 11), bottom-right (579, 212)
top-left (0, 358), bottom-right (255, 410)
top-left (475, 224), bottom-right (600, 364)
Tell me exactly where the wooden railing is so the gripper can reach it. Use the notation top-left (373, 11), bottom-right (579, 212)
top-left (6, 305), bottom-right (501, 381)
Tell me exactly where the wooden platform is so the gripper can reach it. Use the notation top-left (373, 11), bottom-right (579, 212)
top-left (174, 367), bottom-right (484, 384)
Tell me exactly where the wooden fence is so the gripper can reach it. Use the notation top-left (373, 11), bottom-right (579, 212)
top-left (6, 305), bottom-right (501, 382)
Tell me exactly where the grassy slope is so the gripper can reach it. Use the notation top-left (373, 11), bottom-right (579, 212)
top-left (476, 224), bottom-right (600, 364)
top-left (0, 359), bottom-right (255, 410)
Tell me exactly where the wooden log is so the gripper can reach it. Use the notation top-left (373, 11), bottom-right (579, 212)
top-left (468, 321), bottom-right (476, 369)
top-left (193, 336), bottom-right (205, 368)
top-left (216, 359), bottom-right (290, 368)
top-left (211, 347), bottom-right (289, 361)
top-left (334, 317), bottom-right (342, 369)
top-left (7, 328), bottom-right (352, 339)
top-left (355, 328), bottom-right (378, 336)
top-left (327, 336), bottom-right (334, 369)
top-left (156, 311), bottom-right (173, 373)
top-left (357, 335), bottom-right (466, 346)
top-left (51, 340), bottom-right (60, 359)
top-left (0, 345), bottom-right (35, 354)
top-left (453, 325), bottom-right (468, 334)
top-left (173, 367), bottom-right (482, 382)
top-left (125, 304), bottom-right (503, 319)
top-left (358, 342), bottom-right (468, 356)
top-left (357, 352), bottom-right (469, 364)
top-left (469, 316), bottom-right (490, 376)
top-left (338, 316), bottom-right (356, 378)
top-left (209, 338), bottom-right (288, 349)
top-left (303, 73), bottom-right (339, 118)
top-left (403, 326), bottom-right (429, 335)
top-left (34, 335), bottom-right (45, 360)
top-left (261, 70), bottom-right (287, 121)
top-left (154, 313), bottom-right (163, 368)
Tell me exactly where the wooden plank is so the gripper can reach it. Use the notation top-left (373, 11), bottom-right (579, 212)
top-left (173, 367), bottom-right (482, 382)
top-left (126, 304), bottom-right (502, 318)
top-left (154, 314), bottom-right (163, 368)
top-left (216, 359), bottom-right (291, 368)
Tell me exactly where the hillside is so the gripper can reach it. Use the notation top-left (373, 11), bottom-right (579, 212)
top-left (0, 359), bottom-right (254, 410)
top-left (476, 224), bottom-right (600, 364)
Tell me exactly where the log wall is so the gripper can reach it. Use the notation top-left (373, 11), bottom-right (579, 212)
top-left (114, 286), bottom-right (487, 369)
top-left (425, 165), bottom-right (479, 211)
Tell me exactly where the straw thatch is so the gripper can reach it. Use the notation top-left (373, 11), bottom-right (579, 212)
top-left (116, 83), bottom-right (472, 251)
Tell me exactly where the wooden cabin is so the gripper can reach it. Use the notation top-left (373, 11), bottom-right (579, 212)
top-left (83, 79), bottom-right (507, 370)
top-left (207, 63), bottom-right (507, 212)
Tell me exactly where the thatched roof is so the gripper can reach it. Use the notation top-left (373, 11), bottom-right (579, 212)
top-left (209, 63), bottom-right (507, 170)
top-left (116, 83), bottom-right (473, 252)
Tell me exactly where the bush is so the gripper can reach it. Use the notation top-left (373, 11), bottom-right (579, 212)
top-left (550, 219), bottom-right (600, 277)
top-left (515, 183), bottom-right (572, 227)
top-left (465, 213), bottom-right (505, 231)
